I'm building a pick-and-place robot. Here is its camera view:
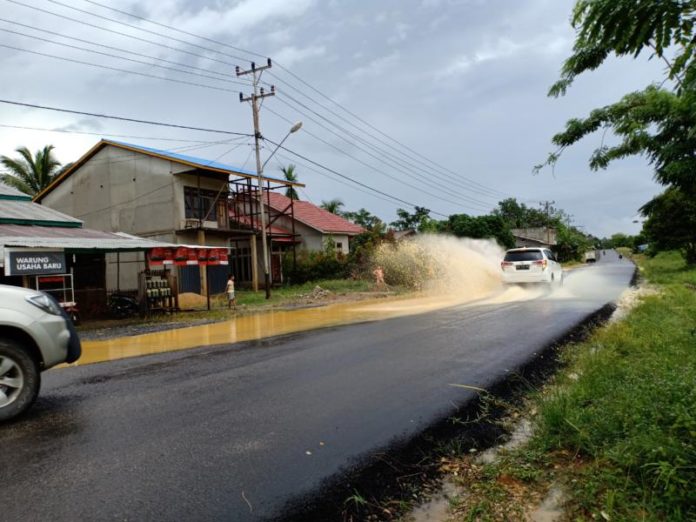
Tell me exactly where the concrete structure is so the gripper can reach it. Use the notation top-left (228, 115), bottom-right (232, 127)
top-left (511, 227), bottom-right (557, 249)
top-left (0, 181), bottom-right (173, 316)
top-left (35, 140), bottom-right (300, 294)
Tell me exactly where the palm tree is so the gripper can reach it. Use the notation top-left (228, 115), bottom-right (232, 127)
top-left (281, 164), bottom-right (300, 200)
top-left (1, 145), bottom-right (69, 196)
top-left (320, 198), bottom-right (345, 215)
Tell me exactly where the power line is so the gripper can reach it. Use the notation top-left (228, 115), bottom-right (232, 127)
top-left (80, 0), bottom-right (266, 60)
top-left (274, 150), bottom-right (404, 210)
top-left (0, 123), bottom-right (242, 144)
top-left (0, 17), bottom-right (237, 83)
top-left (0, 99), bottom-right (253, 136)
top-left (7, 0), bottom-right (509, 204)
top-left (265, 138), bottom-right (449, 217)
top-left (270, 97), bottom-right (494, 210)
top-left (264, 106), bottom-right (491, 213)
top-left (272, 64), bottom-right (510, 198)
top-left (46, 0), bottom-right (252, 62)
top-left (4, 0), bottom-right (244, 70)
top-left (267, 71), bottom-right (506, 199)
top-left (0, 25), bottom-right (248, 88)
top-left (0, 43), bottom-right (243, 95)
top-left (15, 0), bottom-right (508, 199)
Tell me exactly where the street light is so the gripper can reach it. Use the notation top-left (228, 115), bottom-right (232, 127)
top-left (257, 121), bottom-right (303, 299)
top-left (261, 121), bottom-right (303, 170)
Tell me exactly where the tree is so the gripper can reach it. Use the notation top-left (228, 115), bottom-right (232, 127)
top-left (320, 198), bottom-right (344, 215)
top-left (554, 224), bottom-right (592, 263)
top-left (441, 213), bottom-right (515, 248)
top-left (538, 0), bottom-right (696, 263)
top-left (641, 187), bottom-right (696, 265)
top-left (280, 164), bottom-right (300, 200)
top-left (343, 208), bottom-right (386, 232)
top-left (493, 198), bottom-right (551, 229)
top-left (1, 145), bottom-right (68, 196)
top-left (390, 206), bottom-right (436, 232)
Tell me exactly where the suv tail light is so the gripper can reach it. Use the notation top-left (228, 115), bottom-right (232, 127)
top-left (501, 261), bottom-right (513, 269)
top-left (533, 259), bottom-right (548, 269)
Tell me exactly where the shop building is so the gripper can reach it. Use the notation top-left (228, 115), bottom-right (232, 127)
top-left (34, 140), bottom-right (302, 295)
top-left (0, 181), bottom-right (184, 317)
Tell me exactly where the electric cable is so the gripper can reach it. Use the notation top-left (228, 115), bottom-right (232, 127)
top-left (0, 123), bottom-right (241, 144)
top-left (265, 138), bottom-right (449, 217)
top-left (264, 107), bottom-right (491, 212)
top-left (0, 99), bottom-right (252, 136)
top-left (0, 25), bottom-right (248, 87)
top-left (0, 43), bottom-right (242, 95)
top-left (12, 0), bottom-right (509, 199)
top-left (270, 97), bottom-right (495, 208)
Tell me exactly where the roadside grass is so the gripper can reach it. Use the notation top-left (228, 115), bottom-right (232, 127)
top-left (449, 251), bottom-right (696, 521)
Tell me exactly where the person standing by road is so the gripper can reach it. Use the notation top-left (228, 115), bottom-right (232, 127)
top-left (225, 275), bottom-right (236, 310)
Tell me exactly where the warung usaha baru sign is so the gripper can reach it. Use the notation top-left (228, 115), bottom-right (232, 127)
top-left (5, 249), bottom-right (66, 276)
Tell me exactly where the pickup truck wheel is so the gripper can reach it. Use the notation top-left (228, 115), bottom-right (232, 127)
top-left (0, 339), bottom-right (41, 422)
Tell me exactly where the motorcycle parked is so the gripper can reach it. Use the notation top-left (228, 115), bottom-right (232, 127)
top-left (108, 293), bottom-right (141, 319)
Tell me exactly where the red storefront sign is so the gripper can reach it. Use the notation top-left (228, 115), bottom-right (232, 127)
top-left (149, 247), bottom-right (228, 267)
top-left (174, 247), bottom-right (188, 266)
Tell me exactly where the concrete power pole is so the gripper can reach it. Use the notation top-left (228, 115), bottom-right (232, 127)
top-left (540, 200), bottom-right (555, 247)
top-left (237, 59), bottom-right (275, 299)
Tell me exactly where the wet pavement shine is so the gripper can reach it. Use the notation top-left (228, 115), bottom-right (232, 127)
top-left (0, 252), bottom-right (635, 521)
top-left (76, 293), bottom-right (508, 365)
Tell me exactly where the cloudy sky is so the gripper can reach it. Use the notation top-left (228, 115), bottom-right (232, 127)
top-left (0, 0), bottom-right (666, 236)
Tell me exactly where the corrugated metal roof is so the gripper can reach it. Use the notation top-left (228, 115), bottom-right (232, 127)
top-left (0, 224), bottom-right (174, 250)
top-left (35, 139), bottom-right (304, 202)
top-left (0, 182), bottom-right (31, 200)
top-left (108, 140), bottom-right (293, 185)
top-left (0, 200), bottom-right (83, 225)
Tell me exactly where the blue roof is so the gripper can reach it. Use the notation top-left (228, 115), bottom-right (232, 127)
top-left (107, 140), bottom-right (289, 185)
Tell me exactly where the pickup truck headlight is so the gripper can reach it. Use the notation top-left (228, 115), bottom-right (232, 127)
top-left (25, 294), bottom-right (63, 316)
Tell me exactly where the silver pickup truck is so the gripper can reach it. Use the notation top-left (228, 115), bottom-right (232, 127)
top-left (0, 284), bottom-right (81, 421)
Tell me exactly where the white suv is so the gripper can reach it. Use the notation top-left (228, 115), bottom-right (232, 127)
top-left (0, 284), bottom-right (81, 421)
top-left (501, 248), bottom-right (563, 285)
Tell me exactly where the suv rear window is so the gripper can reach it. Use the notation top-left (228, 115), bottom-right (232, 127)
top-left (504, 250), bottom-right (543, 262)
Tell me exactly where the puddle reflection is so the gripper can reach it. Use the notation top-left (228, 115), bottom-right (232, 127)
top-left (75, 294), bottom-right (486, 366)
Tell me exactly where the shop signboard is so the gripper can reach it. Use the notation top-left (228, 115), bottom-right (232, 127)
top-left (5, 249), bottom-right (66, 276)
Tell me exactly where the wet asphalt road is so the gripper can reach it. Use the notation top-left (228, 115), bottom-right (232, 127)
top-left (0, 253), bottom-right (633, 521)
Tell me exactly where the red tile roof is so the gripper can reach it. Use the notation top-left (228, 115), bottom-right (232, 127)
top-left (266, 193), bottom-right (364, 235)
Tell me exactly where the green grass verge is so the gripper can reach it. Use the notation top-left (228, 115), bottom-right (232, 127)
top-left (451, 251), bottom-right (696, 521)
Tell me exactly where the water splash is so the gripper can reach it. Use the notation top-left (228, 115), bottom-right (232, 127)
top-left (373, 235), bottom-right (505, 299)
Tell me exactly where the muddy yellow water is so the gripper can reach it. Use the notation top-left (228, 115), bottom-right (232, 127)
top-left (74, 293), bottom-right (497, 366)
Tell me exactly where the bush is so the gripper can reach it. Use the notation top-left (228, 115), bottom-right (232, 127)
top-left (283, 240), bottom-right (351, 284)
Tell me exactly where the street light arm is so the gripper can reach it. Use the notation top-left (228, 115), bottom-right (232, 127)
top-left (261, 122), bottom-right (302, 171)
top-left (261, 133), bottom-right (291, 171)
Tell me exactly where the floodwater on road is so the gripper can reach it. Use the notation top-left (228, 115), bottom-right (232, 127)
top-left (72, 252), bottom-right (631, 367)
top-left (74, 290), bottom-right (505, 366)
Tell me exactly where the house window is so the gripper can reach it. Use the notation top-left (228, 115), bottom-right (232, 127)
top-left (184, 187), bottom-right (218, 220)
top-left (335, 242), bottom-right (343, 251)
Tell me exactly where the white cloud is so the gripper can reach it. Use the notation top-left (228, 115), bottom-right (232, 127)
top-left (387, 23), bottom-right (410, 45)
top-left (171, 0), bottom-right (315, 36)
top-left (271, 45), bottom-right (326, 67)
top-left (349, 52), bottom-right (400, 79)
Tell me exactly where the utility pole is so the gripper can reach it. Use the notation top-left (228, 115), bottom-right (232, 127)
top-left (540, 200), bottom-right (555, 247)
top-left (237, 59), bottom-right (275, 299)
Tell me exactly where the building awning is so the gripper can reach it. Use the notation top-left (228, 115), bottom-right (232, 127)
top-left (0, 225), bottom-right (178, 268)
